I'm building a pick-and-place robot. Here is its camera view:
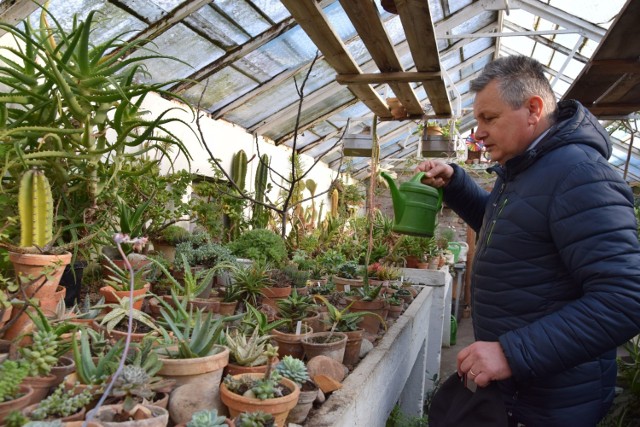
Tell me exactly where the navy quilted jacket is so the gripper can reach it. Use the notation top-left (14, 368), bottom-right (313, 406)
top-left (444, 100), bottom-right (640, 426)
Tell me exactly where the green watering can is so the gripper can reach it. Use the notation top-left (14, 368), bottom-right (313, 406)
top-left (380, 172), bottom-right (443, 237)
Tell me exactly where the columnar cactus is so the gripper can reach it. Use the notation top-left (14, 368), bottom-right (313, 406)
top-left (232, 150), bottom-right (248, 191)
top-left (252, 154), bottom-right (270, 228)
top-left (19, 169), bottom-right (53, 248)
top-left (330, 188), bottom-right (339, 217)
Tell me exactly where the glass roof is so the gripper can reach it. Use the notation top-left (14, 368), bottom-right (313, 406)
top-left (8, 0), bottom-right (639, 182)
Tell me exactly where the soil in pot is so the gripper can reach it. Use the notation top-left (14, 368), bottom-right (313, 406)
top-left (87, 403), bottom-right (168, 427)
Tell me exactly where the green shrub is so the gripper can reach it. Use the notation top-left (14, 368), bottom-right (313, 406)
top-left (228, 229), bottom-right (287, 267)
top-left (159, 225), bottom-right (191, 245)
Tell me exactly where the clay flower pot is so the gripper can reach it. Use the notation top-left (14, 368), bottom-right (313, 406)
top-left (99, 283), bottom-right (150, 311)
top-left (387, 304), bottom-right (404, 319)
top-left (22, 403), bottom-right (86, 422)
top-left (220, 373), bottom-right (300, 427)
top-left (50, 355), bottom-right (76, 386)
top-left (271, 325), bottom-right (313, 360)
top-left (87, 403), bottom-right (168, 427)
top-left (301, 332), bottom-right (347, 363)
top-left (342, 328), bottom-right (365, 366)
top-left (287, 382), bottom-right (319, 424)
top-left (157, 345), bottom-right (229, 387)
top-left (22, 374), bottom-right (59, 405)
top-left (332, 276), bottom-right (364, 292)
top-left (9, 252), bottom-right (72, 300)
top-left (0, 385), bottom-right (34, 423)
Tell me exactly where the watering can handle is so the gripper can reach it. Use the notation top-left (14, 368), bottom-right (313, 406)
top-left (411, 172), bottom-right (444, 208)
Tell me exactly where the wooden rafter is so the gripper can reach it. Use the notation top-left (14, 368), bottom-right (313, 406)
top-left (279, 0), bottom-right (391, 119)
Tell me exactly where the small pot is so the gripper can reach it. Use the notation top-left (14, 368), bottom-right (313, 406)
top-left (301, 332), bottom-right (347, 363)
top-left (87, 403), bottom-right (168, 427)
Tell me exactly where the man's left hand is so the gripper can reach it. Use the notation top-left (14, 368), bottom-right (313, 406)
top-left (457, 341), bottom-right (512, 387)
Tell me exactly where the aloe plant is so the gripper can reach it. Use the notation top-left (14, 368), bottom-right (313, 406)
top-left (95, 296), bottom-right (160, 335)
top-left (314, 295), bottom-right (386, 332)
top-left (224, 327), bottom-right (273, 367)
top-left (158, 307), bottom-right (228, 359)
top-left (72, 328), bottom-right (123, 385)
top-left (0, 8), bottom-right (193, 246)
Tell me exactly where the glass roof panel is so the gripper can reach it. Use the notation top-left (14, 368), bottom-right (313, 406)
top-left (249, 0), bottom-right (290, 23)
top-left (549, 0), bottom-right (626, 27)
top-left (131, 24), bottom-right (225, 83)
top-left (182, 67), bottom-right (258, 112)
top-left (187, 5), bottom-right (250, 46)
top-left (28, 0), bottom-right (145, 44)
top-left (214, 0), bottom-right (271, 37)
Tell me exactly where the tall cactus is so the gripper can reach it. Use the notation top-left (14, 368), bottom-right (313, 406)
top-left (252, 154), bottom-right (270, 228)
top-left (231, 150), bottom-right (248, 191)
top-left (19, 169), bottom-right (53, 248)
top-left (330, 188), bottom-right (339, 217)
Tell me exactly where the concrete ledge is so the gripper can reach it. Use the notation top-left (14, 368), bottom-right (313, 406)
top-left (305, 269), bottom-right (448, 427)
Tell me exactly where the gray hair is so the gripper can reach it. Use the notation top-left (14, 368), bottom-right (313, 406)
top-left (470, 56), bottom-right (558, 122)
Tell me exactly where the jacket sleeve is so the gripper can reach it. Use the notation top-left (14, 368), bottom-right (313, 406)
top-left (443, 164), bottom-right (491, 232)
top-left (499, 159), bottom-right (640, 381)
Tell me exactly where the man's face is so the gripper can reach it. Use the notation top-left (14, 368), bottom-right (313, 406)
top-left (473, 80), bottom-right (538, 165)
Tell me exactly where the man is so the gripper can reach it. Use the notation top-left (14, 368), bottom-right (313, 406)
top-left (418, 55), bottom-right (640, 426)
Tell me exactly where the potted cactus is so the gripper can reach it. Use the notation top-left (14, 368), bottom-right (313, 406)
top-left (224, 328), bottom-right (278, 376)
top-left (220, 344), bottom-right (299, 427)
top-left (1, 170), bottom-right (73, 306)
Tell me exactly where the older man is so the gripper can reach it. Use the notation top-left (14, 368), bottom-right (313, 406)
top-left (418, 56), bottom-right (640, 426)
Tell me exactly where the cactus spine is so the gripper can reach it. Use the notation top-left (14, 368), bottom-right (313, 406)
top-left (19, 169), bottom-right (53, 248)
top-left (252, 154), bottom-right (270, 229)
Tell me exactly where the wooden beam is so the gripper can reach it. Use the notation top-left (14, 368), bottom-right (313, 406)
top-left (336, 72), bottom-right (442, 84)
top-left (338, 0), bottom-right (423, 116)
top-left (0, 0), bottom-right (45, 37)
top-left (589, 59), bottom-right (640, 74)
top-left (280, 0), bottom-right (391, 118)
top-left (395, 0), bottom-right (452, 116)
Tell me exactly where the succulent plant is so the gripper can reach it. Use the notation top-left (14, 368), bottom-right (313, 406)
top-left (29, 383), bottom-right (93, 420)
top-left (224, 328), bottom-right (272, 367)
top-left (110, 365), bottom-right (173, 411)
top-left (186, 409), bottom-right (228, 427)
top-left (0, 360), bottom-right (29, 402)
top-left (234, 411), bottom-right (275, 427)
top-left (20, 329), bottom-right (59, 377)
top-left (275, 355), bottom-right (309, 386)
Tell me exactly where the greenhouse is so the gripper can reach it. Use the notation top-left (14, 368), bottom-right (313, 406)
top-left (0, 0), bottom-right (638, 426)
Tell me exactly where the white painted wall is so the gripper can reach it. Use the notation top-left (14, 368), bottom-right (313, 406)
top-left (142, 93), bottom-right (340, 227)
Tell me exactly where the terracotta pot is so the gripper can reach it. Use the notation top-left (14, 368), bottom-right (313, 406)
top-left (99, 283), bottom-right (150, 311)
top-left (0, 304), bottom-right (12, 334)
top-left (187, 298), bottom-right (220, 313)
top-left (286, 385), bottom-right (318, 424)
top-left (23, 374), bottom-right (59, 404)
top-left (416, 262), bottom-right (429, 269)
top-left (93, 320), bottom-right (155, 343)
top-left (225, 358), bottom-right (279, 377)
top-left (87, 403), bottom-right (168, 427)
top-left (387, 304), bottom-right (404, 319)
top-left (271, 325), bottom-right (313, 360)
top-left (40, 285), bottom-right (66, 317)
top-left (156, 345), bottom-right (229, 386)
top-left (220, 373), bottom-right (300, 427)
top-left (63, 422), bottom-right (102, 427)
top-left (332, 276), bottom-right (364, 292)
top-left (404, 255), bottom-right (420, 269)
top-left (260, 286), bottom-right (291, 299)
top-left (50, 355), bottom-right (76, 388)
top-left (0, 385), bottom-right (34, 424)
top-left (301, 332), bottom-right (347, 363)
top-left (348, 298), bottom-right (387, 335)
top-left (215, 299), bottom-right (238, 316)
top-left (23, 403), bottom-right (86, 422)
top-left (101, 257), bottom-right (152, 280)
top-left (9, 252), bottom-right (72, 300)
top-left (342, 328), bottom-right (365, 366)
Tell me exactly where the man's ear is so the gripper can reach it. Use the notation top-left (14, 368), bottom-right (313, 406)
top-left (526, 96), bottom-right (544, 125)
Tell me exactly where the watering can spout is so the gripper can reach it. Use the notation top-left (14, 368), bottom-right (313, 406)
top-left (380, 172), bottom-right (405, 220)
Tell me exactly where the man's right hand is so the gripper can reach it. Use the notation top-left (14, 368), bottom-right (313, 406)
top-left (415, 160), bottom-right (454, 188)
